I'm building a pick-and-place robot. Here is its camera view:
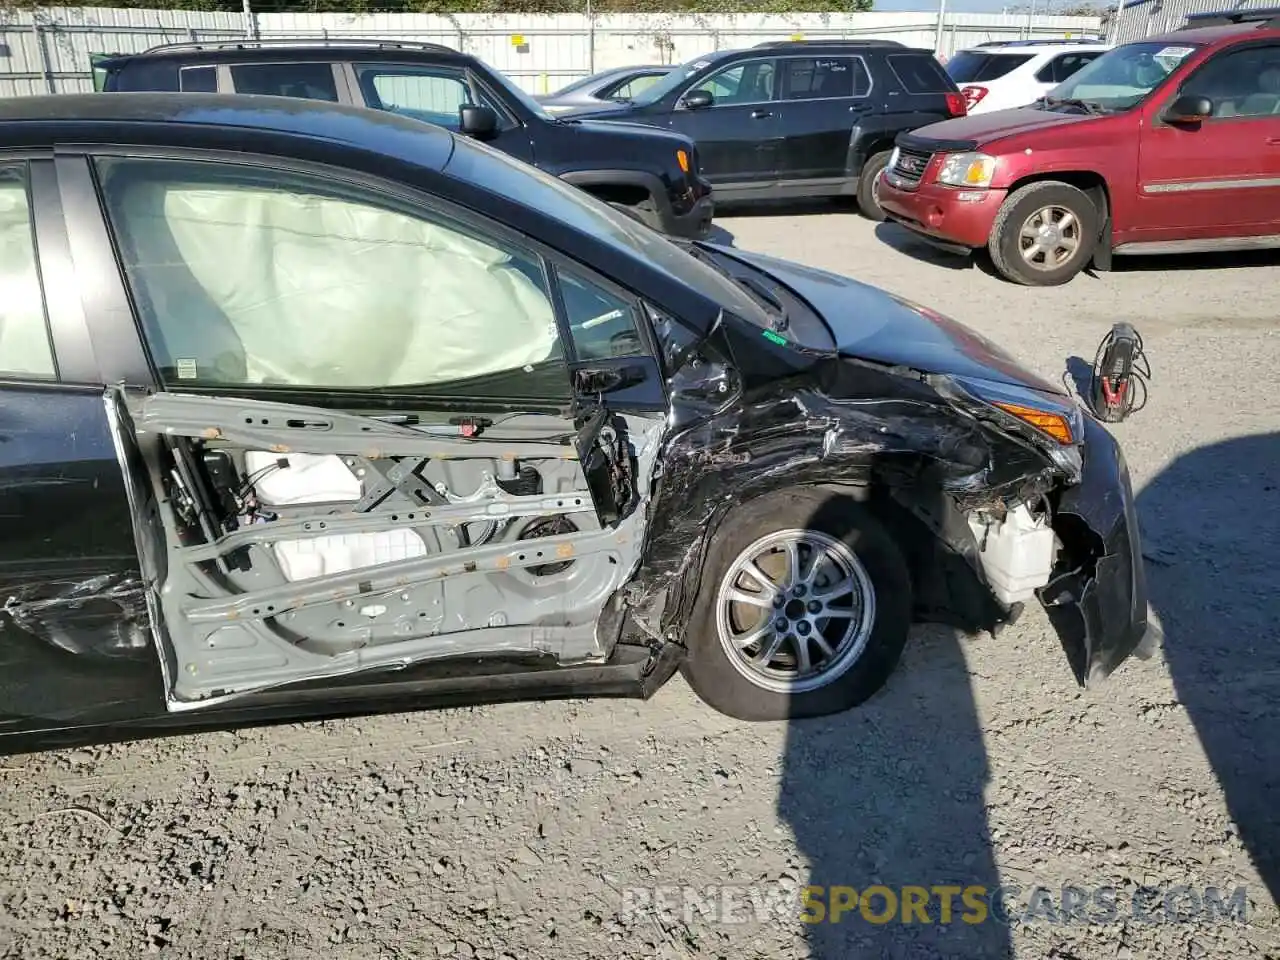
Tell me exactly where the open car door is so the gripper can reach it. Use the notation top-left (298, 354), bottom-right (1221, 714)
top-left (112, 389), bottom-right (664, 708)
top-left (79, 151), bottom-right (672, 710)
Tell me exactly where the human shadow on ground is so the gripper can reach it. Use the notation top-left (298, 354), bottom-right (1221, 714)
top-left (1136, 433), bottom-right (1280, 903)
top-left (777, 493), bottom-right (1015, 958)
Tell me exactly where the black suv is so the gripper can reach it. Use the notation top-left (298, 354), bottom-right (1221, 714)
top-left (556, 40), bottom-right (967, 219)
top-left (98, 38), bottom-right (714, 239)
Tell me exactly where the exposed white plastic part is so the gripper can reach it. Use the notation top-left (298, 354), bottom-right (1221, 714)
top-left (244, 452), bottom-right (425, 581)
top-left (244, 451), bottom-right (362, 506)
top-left (271, 530), bottom-right (428, 582)
top-left (966, 504), bottom-right (1056, 606)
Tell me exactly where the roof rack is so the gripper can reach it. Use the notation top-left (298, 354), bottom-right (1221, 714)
top-left (1180, 6), bottom-right (1280, 27)
top-left (974, 38), bottom-right (1105, 47)
top-left (752, 38), bottom-right (906, 48)
top-left (140, 37), bottom-right (457, 56)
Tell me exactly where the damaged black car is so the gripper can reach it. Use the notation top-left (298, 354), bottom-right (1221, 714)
top-left (0, 93), bottom-right (1156, 749)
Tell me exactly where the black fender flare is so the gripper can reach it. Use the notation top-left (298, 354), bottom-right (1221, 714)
top-left (558, 168), bottom-right (671, 217)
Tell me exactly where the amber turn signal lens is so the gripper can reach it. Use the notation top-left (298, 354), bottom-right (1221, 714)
top-left (993, 401), bottom-right (1074, 445)
top-left (676, 149), bottom-right (690, 173)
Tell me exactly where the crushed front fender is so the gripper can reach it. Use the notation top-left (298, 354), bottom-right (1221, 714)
top-left (1039, 416), bottom-right (1160, 686)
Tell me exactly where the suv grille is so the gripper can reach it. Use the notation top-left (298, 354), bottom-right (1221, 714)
top-left (891, 147), bottom-right (933, 187)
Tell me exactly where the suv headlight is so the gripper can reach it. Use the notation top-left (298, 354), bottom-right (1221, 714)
top-left (937, 152), bottom-right (997, 188)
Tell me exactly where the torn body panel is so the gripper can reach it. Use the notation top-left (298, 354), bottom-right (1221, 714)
top-left (625, 317), bottom-right (1149, 689)
top-left (123, 391), bottom-right (665, 707)
top-left (1038, 415), bottom-right (1156, 686)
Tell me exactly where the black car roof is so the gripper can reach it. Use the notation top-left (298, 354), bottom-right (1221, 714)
top-left (0, 92), bottom-right (456, 170)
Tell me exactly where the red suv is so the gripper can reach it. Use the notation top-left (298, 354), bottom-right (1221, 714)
top-left (878, 9), bottom-right (1280, 285)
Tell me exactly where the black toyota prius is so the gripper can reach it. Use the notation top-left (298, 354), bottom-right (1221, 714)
top-left (0, 93), bottom-right (1156, 752)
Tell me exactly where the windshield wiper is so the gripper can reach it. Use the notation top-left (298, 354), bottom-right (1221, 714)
top-left (1041, 96), bottom-right (1105, 115)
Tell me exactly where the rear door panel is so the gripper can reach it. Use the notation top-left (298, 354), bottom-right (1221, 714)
top-left (775, 56), bottom-right (872, 183)
top-left (0, 158), bottom-right (163, 727)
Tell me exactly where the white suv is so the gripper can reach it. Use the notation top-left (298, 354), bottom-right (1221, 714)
top-left (945, 40), bottom-right (1110, 114)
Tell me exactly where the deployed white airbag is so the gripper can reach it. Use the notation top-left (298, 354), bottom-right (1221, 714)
top-left (114, 172), bottom-right (557, 388)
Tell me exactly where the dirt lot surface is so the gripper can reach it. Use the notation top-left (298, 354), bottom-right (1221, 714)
top-left (1, 209), bottom-right (1278, 960)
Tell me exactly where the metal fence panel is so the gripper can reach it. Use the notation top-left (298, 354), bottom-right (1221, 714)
top-left (0, 7), bottom-right (1103, 99)
top-left (1111, 0), bottom-right (1275, 44)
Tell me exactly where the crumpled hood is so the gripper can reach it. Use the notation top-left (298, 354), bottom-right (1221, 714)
top-left (905, 105), bottom-right (1097, 148)
top-left (720, 246), bottom-right (1065, 396)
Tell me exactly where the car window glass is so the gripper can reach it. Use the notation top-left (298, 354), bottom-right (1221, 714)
top-left (1035, 52), bottom-right (1101, 84)
top-left (1054, 41), bottom-right (1196, 109)
top-left (697, 59), bottom-right (775, 104)
top-left (780, 57), bottom-right (867, 99)
top-left (946, 52), bottom-right (1034, 83)
top-left (96, 158), bottom-right (569, 399)
top-left (1182, 45), bottom-right (1280, 119)
top-left (359, 67), bottom-right (471, 129)
top-left (229, 62), bottom-right (339, 101)
top-left (611, 73), bottom-right (664, 100)
top-left (0, 165), bottom-right (55, 379)
top-left (179, 65), bottom-right (217, 93)
top-left (558, 268), bottom-right (645, 361)
top-left (887, 54), bottom-right (955, 93)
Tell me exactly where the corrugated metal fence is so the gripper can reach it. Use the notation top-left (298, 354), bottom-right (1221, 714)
top-left (1110, 0), bottom-right (1273, 44)
top-left (0, 7), bottom-right (1103, 98)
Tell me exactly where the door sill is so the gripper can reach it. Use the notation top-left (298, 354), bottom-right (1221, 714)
top-left (1114, 234), bottom-right (1280, 256)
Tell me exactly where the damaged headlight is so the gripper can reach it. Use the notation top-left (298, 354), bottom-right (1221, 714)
top-left (948, 375), bottom-right (1085, 480)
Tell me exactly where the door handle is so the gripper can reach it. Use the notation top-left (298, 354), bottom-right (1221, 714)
top-left (1268, 137), bottom-right (1280, 145)
top-left (750, 109), bottom-right (773, 119)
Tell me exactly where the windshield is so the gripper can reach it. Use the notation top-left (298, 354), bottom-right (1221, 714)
top-left (443, 133), bottom-right (772, 328)
top-left (483, 66), bottom-right (557, 122)
top-left (1048, 40), bottom-right (1198, 110)
top-left (629, 52), bottom-right (726, 106)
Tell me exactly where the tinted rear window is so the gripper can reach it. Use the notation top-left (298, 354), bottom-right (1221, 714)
top-left (108, 59), bottom-right (179, 92)
top-left (887, 53), bottom-right (958, 93)
top-left (230, 62), bottom-right (339, 101)
top-left (946, 52), bottom-right (1034, 83)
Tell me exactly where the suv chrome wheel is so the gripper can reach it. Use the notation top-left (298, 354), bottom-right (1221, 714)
top-left (1018, 204), bottom-right (1080, 270)
top-left (715, 528), bottom-right (876, 694)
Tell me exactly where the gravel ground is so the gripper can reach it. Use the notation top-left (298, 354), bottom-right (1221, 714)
top-left (2, 208), bottom-right (1278, 960)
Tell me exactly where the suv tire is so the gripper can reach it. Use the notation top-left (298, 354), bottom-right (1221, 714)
top-left (856, 149), bottom-right (893, 221)
top-left (988, 181), bottom-right (1098, 286)
top-left (680, 489), bottom-right (912, 721)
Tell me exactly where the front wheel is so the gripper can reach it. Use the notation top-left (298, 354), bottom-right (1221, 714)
top-left (680, 490), bottom-right (912, 721)
top-left (855, 150), bottom-right (893, 221)
top-left (988, 181), bottom-right (1099, 286)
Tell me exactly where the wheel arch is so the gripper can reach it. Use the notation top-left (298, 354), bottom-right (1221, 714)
top-left (1005, 170), bottom-right (1112, 254)
top-left (662, 478), bottom-right (1006, 646)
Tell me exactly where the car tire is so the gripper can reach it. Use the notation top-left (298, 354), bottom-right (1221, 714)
top-left (679, 489), bottom-right (912, 721)
top-left (988, 181), bottom-right (1099, 286)
top-left (855, 150), bottom-right (893, 221)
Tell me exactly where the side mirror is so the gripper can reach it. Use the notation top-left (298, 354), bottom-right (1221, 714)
top-left (681, 89), bottom-right (714, 110)
top-left (1163, 94), bottom-right (1213, 124)
top-left (459, 104), bottom-right (498, 140)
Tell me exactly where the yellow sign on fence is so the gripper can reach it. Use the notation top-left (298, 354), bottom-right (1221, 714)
top-left (511, 34), bottom-right (526, 47)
